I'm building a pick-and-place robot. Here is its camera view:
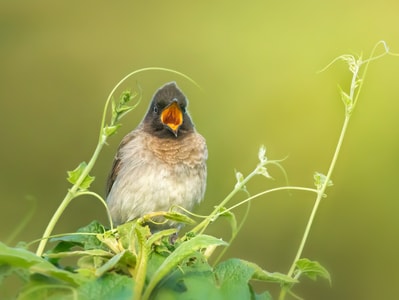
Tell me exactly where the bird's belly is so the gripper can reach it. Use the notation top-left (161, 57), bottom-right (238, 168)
top-left (107, 160), bottom-right (205, 225)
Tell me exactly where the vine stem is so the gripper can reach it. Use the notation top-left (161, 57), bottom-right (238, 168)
top-left (278, 104), bottom-right (353, 300)
top-left (277, 41), bottom-right (395, 300)
top-left (35, 139), bottom-right (106, 256)
top-left (290, 115), bottom-right (350, 276)
top-left (190, 164), bottom-right (262, 235)
top-left (281, 41), bottom-right (396, 284)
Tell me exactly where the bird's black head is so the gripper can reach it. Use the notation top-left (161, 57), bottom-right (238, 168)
top-left (143, 82), bottom-right (195, 138)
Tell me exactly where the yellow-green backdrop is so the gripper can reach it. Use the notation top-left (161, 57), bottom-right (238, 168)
top-left (1, 1), bottom-right (399, 299)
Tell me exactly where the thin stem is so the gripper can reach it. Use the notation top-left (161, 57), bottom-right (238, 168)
top-left (224, 186), bottom-right (319, 214)
top-left (289, 115), bottom-right (350, 279)
top-left (211, 186), bottom-right (318, 265)
top-left (279, 113), bottom-right (351, 300)
top-left (75, 190), bottom-right (114, 230)
top-left (278, 44), bottom-right (383, 300)
top-left (189, 166), bottom-right (260, 235)
top-left (36, 140), bottom-right (106, 256)
top-left (190, 159), bottom-right (296, 236)
top-left (134, 229), bottom-right (151, 300)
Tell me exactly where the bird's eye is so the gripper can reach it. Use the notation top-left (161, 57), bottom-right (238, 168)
top-left (153, 105), bottom-right (159, 113)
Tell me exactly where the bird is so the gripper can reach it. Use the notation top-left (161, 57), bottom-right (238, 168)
top-left (106, 82), bottom-right (207, 231)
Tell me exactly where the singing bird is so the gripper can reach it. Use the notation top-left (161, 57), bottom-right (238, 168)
top-left (106, 82), bottom-right (207, 230)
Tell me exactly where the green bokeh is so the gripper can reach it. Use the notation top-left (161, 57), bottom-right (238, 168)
top-left (1, 1), bottom-right (399, 299)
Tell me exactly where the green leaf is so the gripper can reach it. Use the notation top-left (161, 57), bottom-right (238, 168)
top-left (114, 221), bottom-right (141, 251)
top-left (17, 279), bottom-right (78, 300)
top-left (51, 221), bottom-right (106, 251)
top-left (215, 259), bottom-right (281, 299)
top-left (0, 242), bottom-right (87, 286)
top-left (0, 242), bottom-right (50, 269)
top-left (94, 250), bottom-right (136, 277)
top-left (149, 252), bottom-right (220, 300)
top-left (118, 90), bottom-right (133, 106)
top-left (164, 211), bottom-right (196, 225)
top-left (44, 241), bottom-right (78, 265)
top-left (147, 228), bottom-right (178, 248)
top-left (218, 208), bottom-right (238, 235)
top-left (66, 162), bottom-right (95, 190)
top-left (110, 90), bottom-right (138, 125)
top-left (295, 258), bottom-right (331, 284)
top-left (116, 103), bottom-right (135, 115)
top-left (78, 273), bottom-right (134, 300)
top-left (29, 261), bottom-right (87, 286)
top-left (252, 291), bottom-right (273, 300)
top-left (45, 249), bottom-right (112, 260)
top-left (339, 86), bottom-right (352, 107)
top-left (144, 235), bottom-right (228, 298)
top-left (103, 124), bottom-right (121, 137)
top-left (249, 261), bottom-right (297, 285)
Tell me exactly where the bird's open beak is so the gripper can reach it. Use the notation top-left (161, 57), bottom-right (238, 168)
top-left (161, 101), bottom-right (183, 135)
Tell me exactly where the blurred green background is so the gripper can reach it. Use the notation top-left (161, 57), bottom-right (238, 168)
top-left (1, 1), bottom-right (399, 299)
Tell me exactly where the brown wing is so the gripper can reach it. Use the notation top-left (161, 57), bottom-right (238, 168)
top-left (105, 132), bottom-right (136, 196)
top-left (106, 156), bottom-right (122, 196)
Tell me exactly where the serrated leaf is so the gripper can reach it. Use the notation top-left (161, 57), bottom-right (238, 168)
top-left (67, 162), bottom-right (95, 190)
top-left (0, 242), bottom-right (87, 286)
top-left (150, 253), bottom-right (272, 299)
top-left (295, 258), bottom-right (331, 284)
top-left (251, 263), bottom-right (297, 285)
top-left (51, 221), bottom-right (106, 251)
top-left (30, 262), bottom-right (88, 286)
top-left (215, 259), bottom-right (289, 299)
top-left (77, 273), bottom-right (134, 300)
top-left (145, 235), bottom-right (228, 297)
top-left (225, 259), bottom-right (297, 285)
top-left (149, 252), bottom-right (219, 300)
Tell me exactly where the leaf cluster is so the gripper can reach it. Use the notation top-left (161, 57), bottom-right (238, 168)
top-left (0, 219), bottom-right (303, 300)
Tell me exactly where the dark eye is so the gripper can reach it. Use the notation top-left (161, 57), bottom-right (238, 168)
top-left (153, 105), bottom-right (159, 113)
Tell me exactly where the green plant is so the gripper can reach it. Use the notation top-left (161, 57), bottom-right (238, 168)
top-left (0, 42), bottom-right (397, 300)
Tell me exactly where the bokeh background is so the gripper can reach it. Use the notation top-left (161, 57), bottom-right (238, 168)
top-left (1, 1), bottom-right (399, 299)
